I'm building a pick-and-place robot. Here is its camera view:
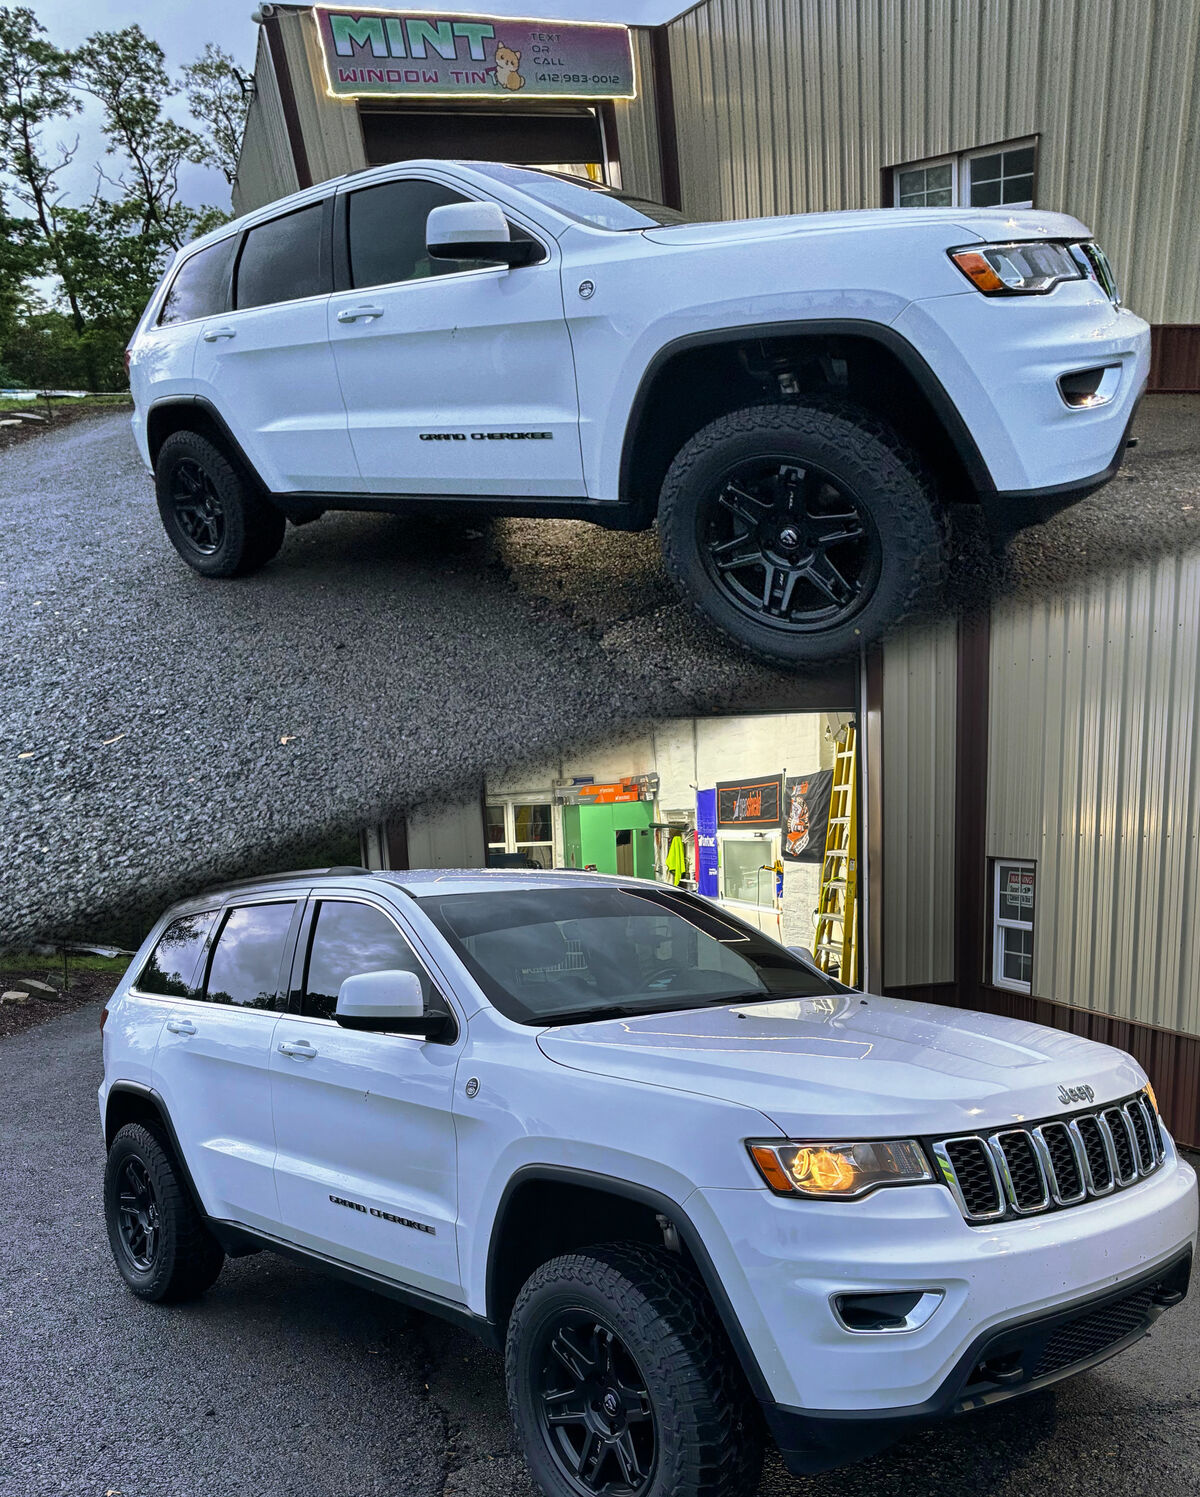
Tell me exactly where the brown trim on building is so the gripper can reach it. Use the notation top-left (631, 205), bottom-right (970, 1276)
top-left (862, 644), bottom-right (885, 995)
top-left (1149, 326), bottom-right (1200, 392)
top-left (384, 818), bottom-right (409, 871)
top-left (648, 26), bottom-right (682, 209)
top-left (954, 609), bottom-right (991, 999)
top-left (262, 14), bottom-right (313, 191)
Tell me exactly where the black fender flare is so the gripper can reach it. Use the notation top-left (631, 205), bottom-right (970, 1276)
top-left (104, 1081), bottom-right (209, 1218)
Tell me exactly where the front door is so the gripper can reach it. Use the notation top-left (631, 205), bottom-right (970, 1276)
top-left (151, 898), bottom-right (301, 1233)
top-left (328, 174), bottom-right (584, 498)
top-left (269, 895), bottom-right (461, 1300)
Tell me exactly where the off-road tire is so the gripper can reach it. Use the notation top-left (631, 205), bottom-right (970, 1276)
top-left (155, 429), bottom-right (286, 578)
top-left (506, 1242), bottom-right (762, 1497)
top-left (657, 400), bottom-right (947, 665)
top-left (103, 1122), bottom-right (225, 1302)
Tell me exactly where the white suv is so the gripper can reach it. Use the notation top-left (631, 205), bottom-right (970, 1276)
top-left (126, 161), bottom-right (1148, 663)
top-left (100, 868), bottom-right (1195, 1495)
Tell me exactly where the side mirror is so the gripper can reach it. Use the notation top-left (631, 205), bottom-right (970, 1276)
top-left (426, 201), bottom-right (538, 268)
top-left (335, 969), bottom-right (449, 1038)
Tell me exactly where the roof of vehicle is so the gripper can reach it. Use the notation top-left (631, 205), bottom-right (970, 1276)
top-left (373, 867), bottom-right (634, 897)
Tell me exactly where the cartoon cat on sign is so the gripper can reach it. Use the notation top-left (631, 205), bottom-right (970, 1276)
top-left (494, 44), bottom-right (525, 91)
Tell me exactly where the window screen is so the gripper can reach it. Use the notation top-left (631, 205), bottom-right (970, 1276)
top-left (236, 203), bottom-right (326, 310)
top-left (303, 900), bottom-right (435, 1020)
top-left (137, 912), bottom-right (217, 998)
top-left (159, 238), bottom-right (237, 326)
top-left (204, 902), bottom-right (295, 1008)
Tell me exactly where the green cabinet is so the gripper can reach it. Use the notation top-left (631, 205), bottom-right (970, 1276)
top-left (560, 801), bottom-right (655, 877)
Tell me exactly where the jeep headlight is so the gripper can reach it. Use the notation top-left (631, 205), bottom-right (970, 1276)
top-left (748, 1139), bottom-right (932, 1199)
top-left (949, 241), bottom-right (1083, 295)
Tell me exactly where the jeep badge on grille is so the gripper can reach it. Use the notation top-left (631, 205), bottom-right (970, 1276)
top-left (1058, 1083), bottom-right (1096, 1106)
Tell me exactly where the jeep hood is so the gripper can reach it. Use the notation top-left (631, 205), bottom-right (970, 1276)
top-left (641, 206), bottom-right (1091, 249)
top-left (536, 993), bottom-right (1143, 1137)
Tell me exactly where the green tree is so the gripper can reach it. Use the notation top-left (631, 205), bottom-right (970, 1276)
top-left (182, 43), bottom-right (249, 187)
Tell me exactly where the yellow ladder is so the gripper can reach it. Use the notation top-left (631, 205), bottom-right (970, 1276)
top-left (812, 724), bottom-right (859, 986)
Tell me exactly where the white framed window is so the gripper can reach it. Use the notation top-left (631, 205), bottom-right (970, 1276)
top-left (720, 837), bottom-right (776, 908)
top-left (892, 138), bottom-right (1036, 210)
top-left (486, 800), bottom-right (554, 868)
top-left (992, 859), bottom-right (1035, 993)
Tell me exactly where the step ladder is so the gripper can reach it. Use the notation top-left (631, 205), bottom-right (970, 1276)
top-left (812, 724), bottom-right (859, 986)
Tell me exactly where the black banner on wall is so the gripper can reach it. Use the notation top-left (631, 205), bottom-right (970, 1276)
top-left (715, 774), bottom-right (783, 829)
top-left (783, 770), bottom-right (833, 862)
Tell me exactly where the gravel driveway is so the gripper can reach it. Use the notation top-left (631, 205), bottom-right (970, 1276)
top-left (1, 1003), bottom-right (1198, 1497)
top-left (2, 397), bottom-right (1198, 946)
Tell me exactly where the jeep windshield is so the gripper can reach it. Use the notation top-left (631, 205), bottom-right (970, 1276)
top-left (472, 163), bottom-right (696, 230)
top-left (416, 883), bottom-right (838, 1025)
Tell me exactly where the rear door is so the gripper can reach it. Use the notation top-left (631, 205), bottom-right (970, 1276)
top-left (193, 198), bottom-right (362, 495)
top-left (133, 237), bottom-right (240, 417)
top-left (151, 896), bottom-right (302, 1233)
top-left (328, 173), bottom-right (584, 498)
top-left (269, 893), bottom-right (462, 1299)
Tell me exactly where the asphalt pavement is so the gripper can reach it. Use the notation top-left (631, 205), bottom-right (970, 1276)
top-left (2, 1002), bottom-right (1198, 1497)
top-left (2, 396), bottom-right (1199, 947)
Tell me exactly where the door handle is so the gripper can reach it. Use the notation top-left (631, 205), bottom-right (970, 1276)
top-left (203, 326), bottom-right (236, 341)
top-left (165, 1015), bottom-right (196, 1036)
top-left (278, 1038), bottom-right (318, 1059)
top-left (336, 305), bottom-right (385, 324)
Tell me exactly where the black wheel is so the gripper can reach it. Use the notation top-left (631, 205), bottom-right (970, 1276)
top-left (155, 430), bottom-right (286, 578)
top-left (103, 1122), bottom-right (224, 1302)
top-left (658, 401), bottom-right (947, 665)
top-left (507, 1244), bottom-right (761, 1497)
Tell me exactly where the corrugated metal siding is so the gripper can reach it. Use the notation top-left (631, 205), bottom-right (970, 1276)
top-left (613, 29), bottom-right (663, 200)
top-left (668, 0), bottom-right (1200, 323)
top-left (881, 620), bottom-right (957, 989)
top-left (288, 9), bottom-right (369, 184)
top-left (232, 32), bottom-right (299, 214)
top-left (988, 552), bottom-right (1200, 1039)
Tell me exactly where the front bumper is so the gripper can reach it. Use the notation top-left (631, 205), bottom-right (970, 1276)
top-left (692, 1146), bottom-right (1197, 1418)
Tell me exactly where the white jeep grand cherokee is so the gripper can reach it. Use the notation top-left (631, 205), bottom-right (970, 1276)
top-left (126, 161), bottom-right (1148, 663)
top-left (100, 868), bottom-right (1195, 1496)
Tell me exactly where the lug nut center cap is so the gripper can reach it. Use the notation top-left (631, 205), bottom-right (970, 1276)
top-left (602, 1390), bottom-right (620, 1418)
top-left (778, 525), bottom-right (801, 548)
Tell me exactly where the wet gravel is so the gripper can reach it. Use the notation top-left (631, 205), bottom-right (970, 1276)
top-left (2, 396), bottom-right (1197, 947)
top-left (1, 1002), bottom-right (1197, 1497)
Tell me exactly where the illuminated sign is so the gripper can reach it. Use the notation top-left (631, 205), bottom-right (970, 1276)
top-left (313, 7), bottom-right (637, 100)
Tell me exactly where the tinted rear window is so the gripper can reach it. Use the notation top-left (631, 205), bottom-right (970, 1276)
top-left (158, 238), bottom-right (237, 326)
top-left (236, 203), bottom-right (326, 310)
top-left (137, 912), bottom-right (217, 998)
top-left (203, 902), bottom-right (296, 1009)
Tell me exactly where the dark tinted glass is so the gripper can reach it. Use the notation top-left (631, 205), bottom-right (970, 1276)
top-left (473, 163), bottom-right (696, 229)
top-left (347, 179), bottom-right (541, 289)
top-left (236, 203), bottom-right (326, 310)
top-left (137, 912), bottom-right (217, 998)
top-left (159, 238), bottom-right (237, 326)
top-left (303, 900), bottom-right (433, 1020)
top-left (204, 902), bottom-right (295, 1008)
top-left (418, 884), bottom-right (835, 1025)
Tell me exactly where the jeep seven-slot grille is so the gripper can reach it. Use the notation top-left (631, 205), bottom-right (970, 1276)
top-left (931, 1091), bottom-right (1166, 1224)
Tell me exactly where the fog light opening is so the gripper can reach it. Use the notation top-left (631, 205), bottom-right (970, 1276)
top-left (833, 1289), bottom-right (944, 1333)
top-left (1058, 364), bottom-right (1121, 409)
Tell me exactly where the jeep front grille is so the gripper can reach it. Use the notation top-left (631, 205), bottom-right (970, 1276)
top-left (931, 1091), bottom-right (1166, 1224)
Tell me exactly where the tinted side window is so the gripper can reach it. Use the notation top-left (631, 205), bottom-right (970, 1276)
top-left (303, 900), bottom-right (435, 1020)
top-left (236, 203), bottom-right (326, 310)
top-left (347, 180), bottom-right (539, 290)
top-left (159, 238), bottom-right (237, 326)
top-left (204, 903), bottom-right (296, 1008)
top-left (137, 912), bottom-right (217, 998)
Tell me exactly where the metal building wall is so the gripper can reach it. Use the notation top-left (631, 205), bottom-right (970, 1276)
top-left (881, 620), bottom-right (958, 990)
top-left (988, 553), bottom-right (1200, 1040)
top-left (612, 28), bottom-right (663, 200)
top-left (666, 0), bottom-right (1200, 325)
top-left (232, 31), bottom-right (299, 216)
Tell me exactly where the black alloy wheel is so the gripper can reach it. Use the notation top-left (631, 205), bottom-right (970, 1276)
top-left (534, 1311), bottom-right (657, 1495)
top-left (114, 1155), bottom-right (161, 1273)
top-left (700, 456), bottom-right (881, 634)
top-left (168, 456), bottom-right (227, 555)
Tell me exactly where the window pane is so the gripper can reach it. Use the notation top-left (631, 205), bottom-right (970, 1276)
top-left (1002, 926), bottom-right (1033, 985)
top-left (1006, 146), bottom-right (1036, 176)
top-left (971, 178), bottom-right (1003, 207)
top-left (348, 179), bottom-right (480, 290)
top-left (485, 804), bottom-right (506, 843)
top-left (513, 804), bottom-right (552, 843)
top-left (928, 188), bottom-right (953, 206)
top-left (138, 912), bottom-right (217, 998)
top-left (1002, 174), bottom-right (1034, 204)
top-left (159, 238), bottom-right (237, 326)
top-left (971, 153), bottom-right (1002, 183)
top-left (928, 164), bottom-right (952, 190)
top-left (205, 903), bottom-right (295, 1008)
top-left (897, 169), bottom-right (925, 197)
top-left (997, 864), bottom-right (1035, 924)
top-left (898, 192), bottom-right (924, 207)
top-left (303, 900), bottom-right (431, 1020)
top-left (517, 845), bottom-right (554, 869)
top-left (722, 841), bottom-right (773, 906)
top-left (237, 204), bottom-right (325, 310)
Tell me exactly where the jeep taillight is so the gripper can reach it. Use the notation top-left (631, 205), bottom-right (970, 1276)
top-left (99, 1003), bottom-right (109, 1032)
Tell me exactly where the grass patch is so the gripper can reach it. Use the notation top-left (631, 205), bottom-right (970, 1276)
top-left (0, 951), bottom-right (130, 977)
top-left (0, 392), bottom-right (131, 414)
